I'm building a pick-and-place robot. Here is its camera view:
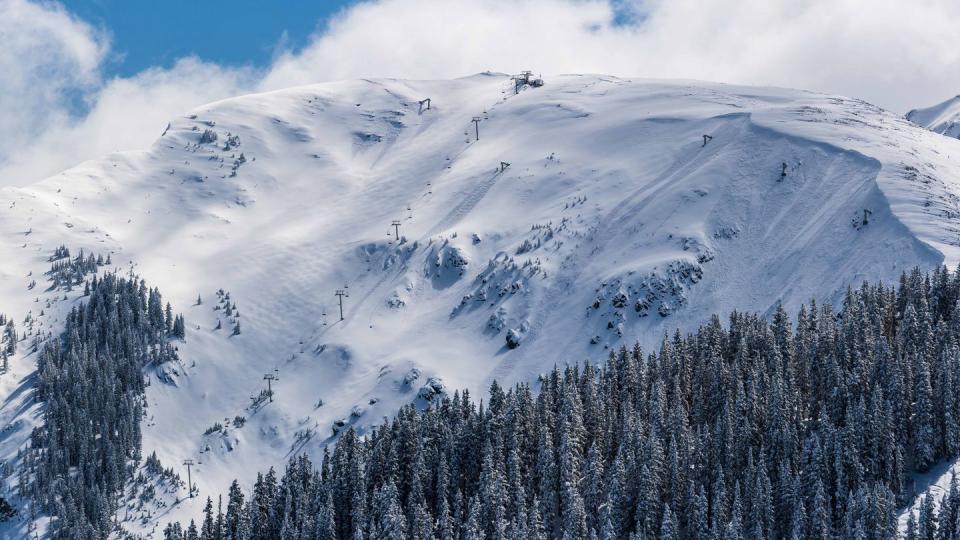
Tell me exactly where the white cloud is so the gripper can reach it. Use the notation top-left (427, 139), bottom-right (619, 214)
top-left (0, 0), bottom-right (258, 185)
top-left (260, 0), bottom-right (622, 88)
top-left (0, 0), bottom-right (105, 178)
top-left (1, 57), bottom-right (257, 185)
top-left (2, 0), bottom-right (960, 186)
top-left (263, 0), bottom-right (960, 109)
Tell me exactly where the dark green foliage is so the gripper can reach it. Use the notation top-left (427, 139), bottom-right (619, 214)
top-left (0, 497), bottom-right (15, 522)
top-left (49, 245), bottom-right (70, 262)
top-left (20, 262), bottom-right (185, 538)
top-left (199, 129), bottom-right (218, 144)
top-left (46, 248), bottom-right (102, 290)
top-left (173, 314), bottom-right (187, 340)
top-left (0, 313), bottom-right (15, 373)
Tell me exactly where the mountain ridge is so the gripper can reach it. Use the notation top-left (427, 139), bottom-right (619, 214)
top-left (0, 74), bottom-right (959, 535)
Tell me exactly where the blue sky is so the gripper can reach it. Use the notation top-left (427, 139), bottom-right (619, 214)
top-left (60, 0), bottom-right (357, 78)
top-left (3, 0), bottom-right (959, 187)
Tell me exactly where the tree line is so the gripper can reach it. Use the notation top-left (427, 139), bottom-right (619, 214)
top-left (18, 261), bottom-right (183, 538)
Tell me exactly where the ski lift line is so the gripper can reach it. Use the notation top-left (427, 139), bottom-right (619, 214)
top-left (367, 77), bottom-right (524, 256)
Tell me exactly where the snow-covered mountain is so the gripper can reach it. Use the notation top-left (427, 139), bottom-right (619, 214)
top-left (908, 94), bottom-right (960, 139)
top-left (1, 73), bottom-right (960, 535)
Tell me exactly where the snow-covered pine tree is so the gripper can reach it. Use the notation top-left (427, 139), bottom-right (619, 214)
top-left (21, 257), bottom-right (185, 536)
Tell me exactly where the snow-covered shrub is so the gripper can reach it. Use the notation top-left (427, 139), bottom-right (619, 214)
top-left (434, 245), bottom-right (469, 273)
top-left (386, 291), bottom-right (406, 309)
top-left (487, 308), bottom-right (508, 333)
top-left (139, 485), bottom-right (156, 503)
top-left (223, 134), bottom-right (241, 150)
top-left (506, 328), bottom-right (522, 349)
top-left (594, 260), bottom-right (704, 319)
top-left (199, 129), bottom-right (218, 144)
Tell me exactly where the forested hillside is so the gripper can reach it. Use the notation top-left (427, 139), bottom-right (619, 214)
top-left (161, 265), bottom-right (960, 540)
top-left (16, 251), bottom-right (184, 538)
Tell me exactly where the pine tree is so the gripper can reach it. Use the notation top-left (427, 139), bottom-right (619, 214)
top-left (918, 494), bottom-right (935, 540)
top-left (171, 314), bottom-right (186, 340)
top-left (224, 480), bottom-right (244, 540)
top-left (904, 512), bottom-right (917, 540)
top-left (186, 520), bottom-right (200, 540)
top-left (201, 497), bottom-right (215, 539)
top-left (370, 482), bottom-right (406, 540)
top-left (314, 489), bottom-right (337, 540)
top-left (914, 353), bottom-right (937, 471)
top-left (658, 506), bottom-right (678, 540)
top-left (463, 497), bottom-right (484, 540)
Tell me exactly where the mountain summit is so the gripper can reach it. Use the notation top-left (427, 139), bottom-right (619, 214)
top-left (1, 74), bottom-right (959, 534)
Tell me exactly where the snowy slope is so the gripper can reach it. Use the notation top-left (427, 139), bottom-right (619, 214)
top-left (1, 74), bottom-right (960, 535)
top-left (908, 94), bottom-right (960, 139)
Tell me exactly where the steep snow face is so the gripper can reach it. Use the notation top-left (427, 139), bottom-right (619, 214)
top-left (908, 95), bottom-right (960, 139)
top-left (1, 74), bottom-right (960, 534)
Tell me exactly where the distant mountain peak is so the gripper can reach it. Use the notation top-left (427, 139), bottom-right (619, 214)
top-left (907, 94), bottom-right (960, 138)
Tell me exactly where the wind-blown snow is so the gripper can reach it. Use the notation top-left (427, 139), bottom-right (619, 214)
top-left (0, 74), bottom-right (959, 535)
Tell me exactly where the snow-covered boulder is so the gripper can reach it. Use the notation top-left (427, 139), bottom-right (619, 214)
top-left (505, 328), bottom-right (523, 349)
top-left (417, 377), bottom-right (446, 401)
top-left (428, 243), bottom-right (470, 288)
top-left (331, 418), bottom-right (349, 435)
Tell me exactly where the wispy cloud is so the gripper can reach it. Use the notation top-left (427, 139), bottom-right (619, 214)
top-left (2, 0), bottom-right (960, 186)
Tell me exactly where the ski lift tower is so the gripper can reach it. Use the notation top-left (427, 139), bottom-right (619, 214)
top-left (391, 220), bottom-right (401, 241)
top-left (183, 460), bottom-right (195, 498)
top-left (334, 285), bottom-right (350, 321)
top-left (511, 71), bottom-right (534, 94)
